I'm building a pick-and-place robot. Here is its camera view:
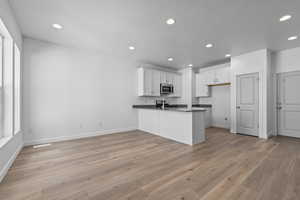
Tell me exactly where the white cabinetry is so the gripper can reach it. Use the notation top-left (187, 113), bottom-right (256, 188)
top-left (213, 67), bottom-right (230, 84)
top-left (138, 67), bottom-right (182, 97)
top-left (204, 108), bottom-right (212, 128)
top-left (160, 71), bottom-right (174, 84)
top-left (138, 68), bottom-right (160, 97)
top-left (196, 64), bottom-right (230, 97)
top-left (202, 70), bottom-right (215, 85)
top-left (201, 64), bottom-right (230, 85)
top-left (152, 70), bottom-right (161, 96)
top-left (170, 73), bottom-right (182, 97)
top-left (196, 73), bottom-right (210, 97)
top-left (138, 109), bottom-right (206, 145)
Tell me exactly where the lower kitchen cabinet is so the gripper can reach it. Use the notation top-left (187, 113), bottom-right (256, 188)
top-left (204, 107), bottom-right (212, 128)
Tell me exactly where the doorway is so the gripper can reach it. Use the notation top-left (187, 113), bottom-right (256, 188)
top-left (236, 73), bottom-right (259, 136)
top-left (277, 71), bottom-right (300, 138)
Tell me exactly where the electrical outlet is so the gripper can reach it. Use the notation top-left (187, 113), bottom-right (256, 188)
top-left (98, 121), bottom-right (103, 127)
top-left (79, 124), bottom-right (83, 129)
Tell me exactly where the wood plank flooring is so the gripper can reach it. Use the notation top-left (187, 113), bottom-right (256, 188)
top-left (0, 128), bottom-right (300, 200)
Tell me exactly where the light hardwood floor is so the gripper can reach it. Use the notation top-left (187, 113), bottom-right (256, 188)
top-left (0, 128), bottom-right (300, 200)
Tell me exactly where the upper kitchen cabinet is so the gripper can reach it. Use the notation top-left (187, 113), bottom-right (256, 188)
top-left (195, 63), bottom-right (231, 97)
top-left (196, 73), bottom-right (210, 97)
top-left (213, 66), bottom-right (230, 84)
top-left (200, 63), bottom-right (231, 86)
top-left (137, 67), bottom-right (182, 97)
top-left (170, 73), bottom-right (182, 97)
top-left (138, 68), bottom-right (160, 97)
top-left (160, 71), bottom-right (174, 84)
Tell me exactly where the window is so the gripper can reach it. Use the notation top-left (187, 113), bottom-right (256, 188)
top-left (0, 35), bottom-right (3, 139)
top-left (0, 18), bottom-right (21, 141)
top-left (14, 44), bottom-right (21, 134)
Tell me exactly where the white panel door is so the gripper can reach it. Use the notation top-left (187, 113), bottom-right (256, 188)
top-left (236, 73), bottom-right (259, 136)
top-left (277, 71), bottom-right (300, 138)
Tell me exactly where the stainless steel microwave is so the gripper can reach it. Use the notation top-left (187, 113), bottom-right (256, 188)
top-left (160, 83), bottom-right (174, 95)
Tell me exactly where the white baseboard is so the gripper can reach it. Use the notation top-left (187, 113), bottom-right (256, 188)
top-left (24, 127), bottom-right (137, 146)
top-left (0, 143), bottom-right (23, 183)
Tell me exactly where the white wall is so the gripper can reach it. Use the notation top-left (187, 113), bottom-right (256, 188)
top-left (275, 47), bottom-right (300, 73)
top-left (230, 49), bottom-right (273, 139)
top-left (23, 38), bottom-right (142, 145)
top-left (0, 0), bottom-right (23, 182)
top-left (199, 85), bottom-right (231, 129)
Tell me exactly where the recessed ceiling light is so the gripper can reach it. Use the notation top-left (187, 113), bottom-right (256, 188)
top-left (166, 18), bottom-right (176, 25)
top-left (205, 43), bottom-right (213, 48)
top-left (168, 57), bottom-right (174, 61)
top-left (129, 46), bottom-right (135, 50)
top-left (188, 64), bottom-right (193, 67)
top-left (225, 54), bottom-right (231, 58)
top-left (279, 15), bottom-right (292, 22)
top-left (288, 35), bottom-right (298, 41)
top-left (52, 23), bottom-right (63, 29)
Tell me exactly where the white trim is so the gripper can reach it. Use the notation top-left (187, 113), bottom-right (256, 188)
top-left (0, 131), bottom-right (22, 148)
top-left (24, 127), bottom-right (137, 146)
top-left (0, 142), bottom-right (23, 183)
top-left (0, 136), bottom-right (11, 149)
top-left (233, 71), bottom-right (264, 138)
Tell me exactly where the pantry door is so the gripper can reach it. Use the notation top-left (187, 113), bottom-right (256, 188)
top-left (236, 73), bottom-right (259, 136)
top-left (277, 71), bottom-right (300, 138)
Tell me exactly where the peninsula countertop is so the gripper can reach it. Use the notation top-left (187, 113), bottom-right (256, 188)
top-left (132, 104), bottom-right (208, 112)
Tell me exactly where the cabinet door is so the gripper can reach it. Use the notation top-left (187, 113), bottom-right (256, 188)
top-left (215, 67), bottom-right (230, 84)
top-left (196, 74), bottom-right (200, 97)
top-left (196, 73), bottom-right (210, 97)
top-left (199, 84), bottom-right (210, 97)
top-left (172, 74), bottom-right (182, 97)
top-left (144, 68), bottom-right (153, 96)
top-left (204, 108), bottom-right (212, 128)
top-left (152, 70), bottom-right (161, 96)
top-left (166, 73), bottom-right (174, 84)
top-left (202, 70), bottom-right (215, 85)
top-left (160, 71), bottom-right (167, 83)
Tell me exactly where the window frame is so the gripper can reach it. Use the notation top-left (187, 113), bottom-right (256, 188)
top-left (0, 34), bottom-right (3, 139)
top-left (13, 43), bottom-right (21, 135)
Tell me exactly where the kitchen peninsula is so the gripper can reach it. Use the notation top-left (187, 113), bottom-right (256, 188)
top-left (133, 105), bottom-right (206, 145)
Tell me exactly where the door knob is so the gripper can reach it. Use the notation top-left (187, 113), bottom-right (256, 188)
top-left (277, 106), bottom-right (282, 110)
top-left (236, 106), bottom-right (240, 109)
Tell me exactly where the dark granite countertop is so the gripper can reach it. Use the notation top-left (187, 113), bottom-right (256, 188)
top-left (132, 104), bottom-right (209, 112)
top-left (133, 104), bottom-right (212, 109)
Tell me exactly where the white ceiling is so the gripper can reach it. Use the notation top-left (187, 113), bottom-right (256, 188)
top-left (8, 0), bottom-right (300, 68)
